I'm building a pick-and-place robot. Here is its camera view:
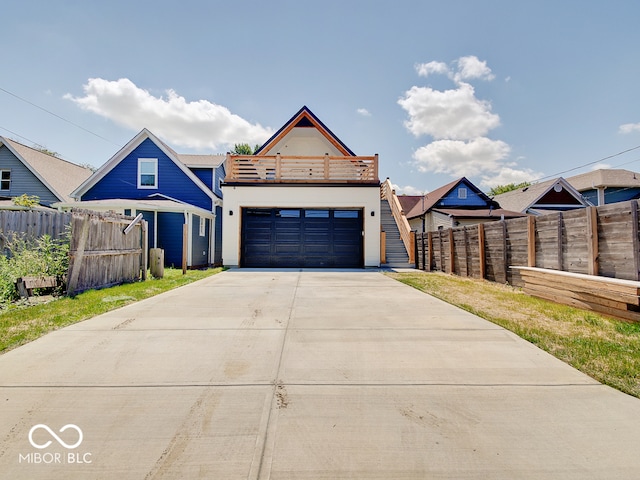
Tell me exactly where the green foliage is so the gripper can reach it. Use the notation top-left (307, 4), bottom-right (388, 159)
top-left (35, 148), bottom-right (61, 158)
top-left (488, 181), bottom-right (531, 197)
top-left (0, 233), bottom-right (70, 308)
top-left (11, 194), bottom-right (40, 207)
top-left (232, 143), bottom-right (260, 155)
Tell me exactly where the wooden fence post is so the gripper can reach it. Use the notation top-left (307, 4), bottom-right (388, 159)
top-left (463, 227), bottom-right (470, 277)
top-left (438, 229), bottom-right (445, 272)
top-left (449, 228), bottom-right (455, 274)
top-left (586, 206), bottom-right (599, 275)
top-left (478, 223), bottom-right (486, 279)
top-left (527, 216), bottom-right (536, 267)
top-left (67, 213), bottom-right (90, 296)
top-left (632, 201), bottom-right (640, 280)
top-left (557, 212), bottom-right (564, 270)
top-left (427, 231), bottom-right (433, 272)
top-left (502, 221), bottom-right (508, 283)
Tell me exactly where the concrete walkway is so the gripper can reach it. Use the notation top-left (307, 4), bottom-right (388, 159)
top-left (1, 270), bottom-right (640, 479)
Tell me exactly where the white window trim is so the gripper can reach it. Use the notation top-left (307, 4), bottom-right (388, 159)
top-left (137, 158), bottom-right (158, 189)
top-left (199, 216), bottom-right (206, 237)
top-left (0, 169), bottom-right (10, 191)
top-left (458, 187), bottom-right (467, 199)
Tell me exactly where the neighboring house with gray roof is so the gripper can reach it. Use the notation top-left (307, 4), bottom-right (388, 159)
top-left (492, 177), bottom-right (592, 215)
top-left (398, 177), bottom-right (525, 233)
top-left (0, 137), bottom-right (93, 207)
top-left (566, 169), bottom-right (640, 206)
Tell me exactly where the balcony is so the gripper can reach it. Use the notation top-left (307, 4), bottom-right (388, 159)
top-left (224, 153), bottom-right (379, 184)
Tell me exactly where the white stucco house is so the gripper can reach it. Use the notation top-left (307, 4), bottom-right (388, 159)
top-left (221, 106), bottom-right (381, 268)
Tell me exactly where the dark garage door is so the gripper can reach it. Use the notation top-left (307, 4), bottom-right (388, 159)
top-left (241, 208), bottom-right (363, 268)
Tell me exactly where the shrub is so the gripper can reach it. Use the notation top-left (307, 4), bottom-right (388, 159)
top-left (0, 233), bottom-right (69, 308)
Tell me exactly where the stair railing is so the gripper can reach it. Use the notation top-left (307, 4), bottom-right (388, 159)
top-left (380, 178), bottom-right (415, 264)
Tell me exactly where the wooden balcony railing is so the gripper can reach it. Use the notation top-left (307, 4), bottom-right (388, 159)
top-left (225, 154), bottom-right (379, 184)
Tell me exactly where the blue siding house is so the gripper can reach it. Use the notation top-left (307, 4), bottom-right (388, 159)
top-left (398, 177), bottom-right (525, 232)
top-left (64, 129), bottom-right (225, 267)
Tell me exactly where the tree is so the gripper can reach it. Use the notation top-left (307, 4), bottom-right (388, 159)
top-left (488, 181), bottom-right (531, 197)
top-left (232, 143), bottom-right (260, 155)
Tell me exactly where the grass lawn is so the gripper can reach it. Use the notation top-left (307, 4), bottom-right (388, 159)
top-left (387, 270), bottom-right (640, 399)
top-left (0, 267), bottom-right (222, 354)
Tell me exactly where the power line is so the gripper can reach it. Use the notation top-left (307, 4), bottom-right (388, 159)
top-left (0, 125), bottom-right (48, 150)
top-left (0, 86), bottom-right (119, 146)
top-left (531, 144), bottom-right (640, 183)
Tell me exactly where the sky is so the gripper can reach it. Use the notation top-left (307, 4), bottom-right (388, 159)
top-left (2, 0), bottom-right (640, 195)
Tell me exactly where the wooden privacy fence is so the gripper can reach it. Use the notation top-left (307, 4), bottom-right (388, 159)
top-left (417, 200), bottom-right (640, 286)
top-left (0, 210), bottom-right (71, 248)
top-left (67, 210), bottom-right (147, 295)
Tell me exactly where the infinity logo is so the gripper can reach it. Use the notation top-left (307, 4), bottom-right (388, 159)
top-left (28, 424), bottom-right (83, 450)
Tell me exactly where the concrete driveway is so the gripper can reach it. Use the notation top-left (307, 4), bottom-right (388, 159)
top-left (1, 269), bottom-right (640, 479)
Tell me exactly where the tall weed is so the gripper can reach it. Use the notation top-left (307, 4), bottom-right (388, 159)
top-left (0, 233), bottom-right (69, 307)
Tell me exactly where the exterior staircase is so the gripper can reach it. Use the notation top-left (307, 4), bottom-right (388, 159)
top-left (380, 199), bottom-right (414, 269)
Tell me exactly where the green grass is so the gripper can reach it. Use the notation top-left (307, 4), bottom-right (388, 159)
top-left (387, 271), bottom-right (640, 398)
top-left (0, 268), bottom-right (222, 354)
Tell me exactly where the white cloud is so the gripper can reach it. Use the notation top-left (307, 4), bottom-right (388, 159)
top-left (412, 138), bottom-right (511, 178)
top-left (400, 56), bottom-right (539, 187)
top-left (415, 61), bottom-right (450, 78)
top-left (454, 56), bottom-right (495, 83)
top-left (415, 56), bottom-right (495, 84)
top-left (357, 108), bottom-right (371, 117)
top-left (619, 123), bottom-right (640, 134)
top-left (65, 78), bottom-right (274, 151)
top-left (480, 166), bottom-right (542, 190)
top-left (392, 184), bottom-right (426, 196)
top-left (398, 82), bottom-right (500, 140)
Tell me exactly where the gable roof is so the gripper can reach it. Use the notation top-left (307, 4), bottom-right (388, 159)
top-left (0, 137), bottom-right (93, 203)
top-left (492, 177), bottom-right (591, 213)
top-left (567, 169), bottom-right (640, 190)
top-left (254, 106), bottom-right (356, 156)
top-left (71, 129), bottom-right (219, 201)
top-left (177, 153), bottom-right (225, 168)
top-left (398, 177), bottom-right (496, 219)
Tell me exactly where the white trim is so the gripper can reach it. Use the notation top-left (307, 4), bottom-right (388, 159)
top-left (152, 211), bottom-right (158, 248)
top-left (137, 158), bottom-right (158, 189)
top-left (186, 211), bottom-right (193, 267)
top-left (70, 129), bottom-right (218, 203)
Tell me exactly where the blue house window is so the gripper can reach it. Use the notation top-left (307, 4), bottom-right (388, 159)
top-left (0, 170), bottom-right (10, 191)
top-left (458, 187), bottom-right (467, 199)
top-left (138, 159), bottom-right (158, 189)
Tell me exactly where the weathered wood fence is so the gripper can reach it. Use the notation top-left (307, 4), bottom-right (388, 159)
top-left (0, 210), bottom-right (71, 248)
top-left (1, 209), bottom-right (147, 294)
top-left (67, 210), bottom-right (147, 294)
top-left (416, 200), bottom-right (640, 287)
